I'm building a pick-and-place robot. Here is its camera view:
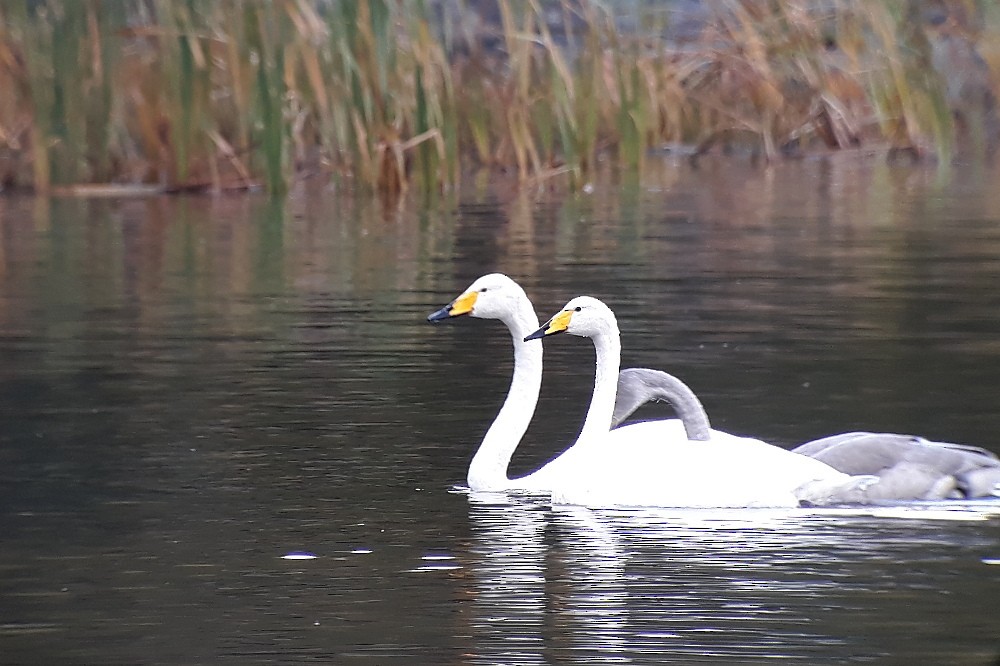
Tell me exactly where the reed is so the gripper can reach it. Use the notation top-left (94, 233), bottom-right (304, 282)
top-left (0, 1), bottom-right (995, 194)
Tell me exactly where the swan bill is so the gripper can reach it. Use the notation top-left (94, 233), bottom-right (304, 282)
top-left (449, 291), bottom-right (478, 315)
top-left (524, 310), bottom-right (572, 341)
top-left (427, 291), bottom-right (478, 321)
top-left (427, 305), bottom-right (453, 321)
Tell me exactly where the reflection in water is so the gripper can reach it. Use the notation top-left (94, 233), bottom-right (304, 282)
top-left (549, 504), bottom-right (631, 663)
top-left (466, 497), bottom-right (1000, 664)
top-left (466, 495), bottom-right (550, 665)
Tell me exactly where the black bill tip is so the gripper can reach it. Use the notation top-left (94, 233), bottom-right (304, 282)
top-left (427, 305), bottom-right (454, 322)
top-left (523, 326), bottom-right (549, 341)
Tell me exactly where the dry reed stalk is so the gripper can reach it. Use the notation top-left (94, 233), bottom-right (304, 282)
top-left (0, 1), bottom-right (995, 193)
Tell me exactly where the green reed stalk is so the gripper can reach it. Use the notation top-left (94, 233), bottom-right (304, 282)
top-left (498, 0), bottom-right (543, 178)
top-left (84, 1), bottom-right (119, 182)
top-left (8, 1), bottom-right (54, 191)
top-left (247, 3), bottom-right (288, 194)
top-left (175, 1), bottom-right (196, 183)
top-left (49, 2), bottom-right (87, 185)
top-left (532, 0), bottom-right (582, 181)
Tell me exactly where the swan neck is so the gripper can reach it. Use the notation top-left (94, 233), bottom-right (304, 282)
top-left (664, 378), bottom-right (712, 441)
top-left (577, 327), bottom-right (620, 445)
top-left (466, 301), bottom-right (541, 490)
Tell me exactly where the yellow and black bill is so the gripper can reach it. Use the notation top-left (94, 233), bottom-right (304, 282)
top-left (524, 309), bottom-right (572, 341)
top-left (427, 290), bottom-right (477, 322)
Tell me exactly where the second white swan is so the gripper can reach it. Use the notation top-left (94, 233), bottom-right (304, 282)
top-left (525, 296), bottom-right (878, 508)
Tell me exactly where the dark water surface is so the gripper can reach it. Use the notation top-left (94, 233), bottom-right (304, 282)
top-left (1, 157), bottom-right (999, 664)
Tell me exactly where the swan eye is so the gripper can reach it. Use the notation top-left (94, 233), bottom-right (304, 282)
top-left (480, 287), bottom-right (488, 293)
top-left (574, 306), bottom-right (582, 312)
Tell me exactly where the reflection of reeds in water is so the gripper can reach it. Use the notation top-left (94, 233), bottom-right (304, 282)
top-left (0, 1), bottom-right (995, 193)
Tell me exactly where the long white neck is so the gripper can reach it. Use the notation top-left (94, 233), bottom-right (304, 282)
top-left (467, 300), bottom-right (541, 490)
top-left (575, 325), bottom-right (621, 446)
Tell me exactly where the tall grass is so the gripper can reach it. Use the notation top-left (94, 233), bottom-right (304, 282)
top-left (0, 1), bottom-right (995, 194)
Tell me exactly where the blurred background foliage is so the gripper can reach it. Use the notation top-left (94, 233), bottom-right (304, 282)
top-left (0, 0), bottom-right (997, 195)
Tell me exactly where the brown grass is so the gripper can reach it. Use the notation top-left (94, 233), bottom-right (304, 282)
top-left (0, 0), bottom-right (995, 194)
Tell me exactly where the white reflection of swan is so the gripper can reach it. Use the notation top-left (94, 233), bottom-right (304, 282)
top-left (463, 495), bottom-right (1000, 664)
top-left (526, 296), bottom-right (877, 508)
top-left (549, 505), bottom-right (1000, 663)
top-left (547, 504), bottom-right (630, 662)
top-left (464, 496), bottom-right (549, 665)
top-left (613, 367), bottom-right (1000, 502)
top-left (464, 496), bottom-right (632, 664)
top-left (547, 507), bottom-right (841, 662)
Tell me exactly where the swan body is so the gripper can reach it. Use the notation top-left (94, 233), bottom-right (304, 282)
top-left (614, 367), bottom-right (1000, 501)
top-left (525, 296), bottom-right (877, 509)
top-left (793, 433), bottom-right (1000, 500)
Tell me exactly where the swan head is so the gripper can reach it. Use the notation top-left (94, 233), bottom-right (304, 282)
top-left (427, 273), bottom-right (529, 323)
top-left (524, 296), bottom-right (617, 341)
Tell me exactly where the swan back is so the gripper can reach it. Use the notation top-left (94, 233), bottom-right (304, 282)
top-left (552, 420), bottom-right (858, 508)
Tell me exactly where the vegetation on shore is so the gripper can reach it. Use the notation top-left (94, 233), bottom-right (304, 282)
top-left (0, 1), bottom-right (998, 195)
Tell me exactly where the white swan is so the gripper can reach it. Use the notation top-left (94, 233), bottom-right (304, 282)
top-left (428, 273), bottom-right (643, 492)
top-left (613, 367), bottom-right (1000, 501)
top-left (525, 296), bottom-right (878, 508)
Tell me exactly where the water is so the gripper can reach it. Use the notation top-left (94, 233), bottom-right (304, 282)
top-left (1, 156), bottom-right (999, 664)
